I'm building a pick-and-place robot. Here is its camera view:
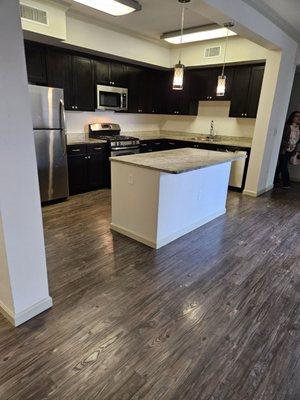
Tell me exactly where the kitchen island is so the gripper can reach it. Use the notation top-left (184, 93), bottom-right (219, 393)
top-left (110, 148), bottom-right (246, 249)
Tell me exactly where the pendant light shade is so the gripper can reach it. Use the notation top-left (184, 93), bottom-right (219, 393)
top-left (216, 75), bottom-right (226, 97)
top-left (216, 22), bottom-right (234, 97)
top-left (173, 62), bottom-right (185, 90)
top-left (172, 0), bottom-right (190, 91)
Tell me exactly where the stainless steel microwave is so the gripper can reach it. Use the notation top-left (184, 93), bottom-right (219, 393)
top-left (96, 85), bottom-right (128, 111)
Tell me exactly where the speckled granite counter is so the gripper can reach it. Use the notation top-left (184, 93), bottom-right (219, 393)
top-left (67, 133), bottom-right (106, 145)
top-left (110, 148), bottom-right (246, 174)
top-left (67, 131), bottom-right (252, 148)
top-left (123, 131), bottom-right (252, 148)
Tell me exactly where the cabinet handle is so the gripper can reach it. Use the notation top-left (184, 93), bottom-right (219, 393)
top-left (93, 147), bottom-right (103, 150)
top-left (71, 149), bottom-right (80, 152)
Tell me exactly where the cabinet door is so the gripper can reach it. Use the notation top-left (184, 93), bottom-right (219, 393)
top-left (25, 42), bottom-right (47, 85)
top-left (110, 63), bottom-right (128, 87)
top-left (165, 71), bottom-right (191, 115)
top-left (72, 56), bottom-right (95, 111)
top-left (246, 66), bottom-right (264, 118)
top-left (87, 145), bottom-right (108, 189)
top-left (229, 67), bottom-right (252, 117)
top-left (95, 60), bottom-right (110, 84)
top-left (68, 155), bottom-right (88, 195)
top-left (150, 70), bottom-right (168, 114)
top-left (188, 69), bottom-right (210, 101)
top-left (46, 49), bottom-right (73, 110)
top-left (127, 67), bottom-right (152, 113)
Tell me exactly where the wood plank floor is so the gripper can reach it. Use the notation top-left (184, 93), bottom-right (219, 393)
top-left (0, 185), bottom-right (299, 400)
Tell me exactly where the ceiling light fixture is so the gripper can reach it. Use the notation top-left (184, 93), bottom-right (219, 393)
top-left (173, 0), bottom-right (190, 91)
top-left (73, 0), bottom-right (141, 16)
top-left (216, 22), bottom-right (234, 97)
top-left (162, 24), bottom-right (237, 45)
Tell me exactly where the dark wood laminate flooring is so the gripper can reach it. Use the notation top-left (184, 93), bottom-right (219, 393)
top-left (0, 185), bottom-right (299, 400)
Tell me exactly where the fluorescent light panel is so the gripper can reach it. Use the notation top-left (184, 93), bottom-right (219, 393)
top-left (73, 0), bottom-right (141, 16)
top-left (164, 27), bottom-right (237, 44)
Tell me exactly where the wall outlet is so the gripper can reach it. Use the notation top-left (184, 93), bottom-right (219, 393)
top-left (128, 174), bottom-right (134, 185)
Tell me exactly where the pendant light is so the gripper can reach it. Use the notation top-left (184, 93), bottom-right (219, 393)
top-left (216, 22), bottom-right (234, 97)
top-left (173, 0), bottom-right (190, 91)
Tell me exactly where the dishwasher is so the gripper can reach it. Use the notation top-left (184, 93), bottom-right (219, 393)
top-left (216, 147), bottom-right (249, 190)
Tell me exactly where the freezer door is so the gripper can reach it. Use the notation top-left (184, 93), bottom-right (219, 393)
top-left (29, 85), bottom-right (64, 129)
top-left (34, 129), bottom-right (69, 202)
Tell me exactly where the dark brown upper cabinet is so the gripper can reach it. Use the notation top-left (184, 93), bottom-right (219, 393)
top-left (71, 56), bottom-right (95, 111)
top-left (95, 60), bottom-right (128, 87)
top-left (246, 66), bottom-right (265, 118)
top-left (229, 65), bottom-right (264, 118)
top-left (127, 66), bottom-right (153, 114)
top-left (47, 49), bottom-right (94, 112)
top-left (188, 66), bottom-right (234, 102)
top-left (46, 49), bottom-right (73, 110)
top-left (25, 42), bottom-right (47, 85)
top-left (25, 40), bottom-right (264, 118)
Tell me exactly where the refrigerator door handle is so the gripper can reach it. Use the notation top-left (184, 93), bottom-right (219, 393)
top-left (60, 99), bottom-right (67, 155)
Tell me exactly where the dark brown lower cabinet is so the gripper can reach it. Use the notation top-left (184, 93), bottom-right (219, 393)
top-left (67, 144), bottom-right (108, 195)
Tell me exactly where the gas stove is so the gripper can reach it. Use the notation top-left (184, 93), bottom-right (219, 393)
top-left (89, 123), bottom-right (140, 152)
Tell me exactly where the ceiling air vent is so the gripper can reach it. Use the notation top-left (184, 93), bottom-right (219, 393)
top-left (204, 46), bottom-right (221, 58)
top-left (20, 3), bottom-right (48, 25)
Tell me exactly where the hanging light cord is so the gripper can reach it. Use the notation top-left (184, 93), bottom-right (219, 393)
top-left (179, 5), bottom-right (185, 64)
top-left (221, 26), bottom-right (230, 77)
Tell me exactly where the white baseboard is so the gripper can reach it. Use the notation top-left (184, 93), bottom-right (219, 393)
top-left (111, 208), bottom-right (226, 249)
top-left (243, 184), bottom-right (274, 197)
top-left (110, 224), bottom-right (157, 248)
top-left (0, 296), bottom-right (53, 327)
top-left (156, 209), bottom-right (226, 249)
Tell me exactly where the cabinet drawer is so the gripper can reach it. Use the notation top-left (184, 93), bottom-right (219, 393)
top-left (87, 143), bottom-right (107, 153)
top-left (67, 144), bottom-right (86, 155)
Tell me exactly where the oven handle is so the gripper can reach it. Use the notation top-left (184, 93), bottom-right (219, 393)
top-left (111, 150), bottom-right (140, 157)
top-left (110, 146), bottom-right (140, 151)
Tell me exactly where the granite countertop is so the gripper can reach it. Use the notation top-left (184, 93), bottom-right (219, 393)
top-left (123, 131), bottom-right (252, 148)
top-left (110, 148), bottom-right (247, 174)
top-left (67, 131), bottom-right (252, 148)
top-left (67, 133), bottom-right (107, 145)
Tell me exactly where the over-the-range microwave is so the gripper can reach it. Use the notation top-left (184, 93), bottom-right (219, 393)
top-left (96, 85), bottom-right (128, 111)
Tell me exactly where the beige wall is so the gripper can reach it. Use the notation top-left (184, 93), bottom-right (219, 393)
top-left (171, 37), bottom-right (269, 67)
top-left (21, 0), bottom-right (67, 40)
top-left (66, 102), bottom-right (255, 138)
top-left (65, 15), bottom-right (171, 67)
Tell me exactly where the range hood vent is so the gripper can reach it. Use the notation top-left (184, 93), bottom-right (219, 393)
top-left (204, 46), bottom-right (221, 58)
top-left (20, 3), bottom-right (48, 25)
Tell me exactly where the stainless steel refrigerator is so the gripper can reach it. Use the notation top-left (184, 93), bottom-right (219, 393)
top-left (29, 84), bottom-right (69, 202)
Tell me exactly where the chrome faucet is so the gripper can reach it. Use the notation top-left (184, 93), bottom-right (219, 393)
top-left (210, 120), bottom-right (215, 139)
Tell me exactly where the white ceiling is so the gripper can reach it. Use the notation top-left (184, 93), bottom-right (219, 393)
top-left (243, 0), bottom-right (300, 42)
top-left (57, 0), bottom-right (300, 44)
top-left (61, 0), bottom-right (213, 43)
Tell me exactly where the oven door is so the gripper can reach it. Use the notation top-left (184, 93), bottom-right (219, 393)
top-left (97, 85), bottom-right (127, 111)
top-left (111, 147), bottom-right (140, 157)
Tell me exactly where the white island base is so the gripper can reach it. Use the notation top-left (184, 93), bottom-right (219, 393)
top-left (111, 159), bottom-right (232, 249)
